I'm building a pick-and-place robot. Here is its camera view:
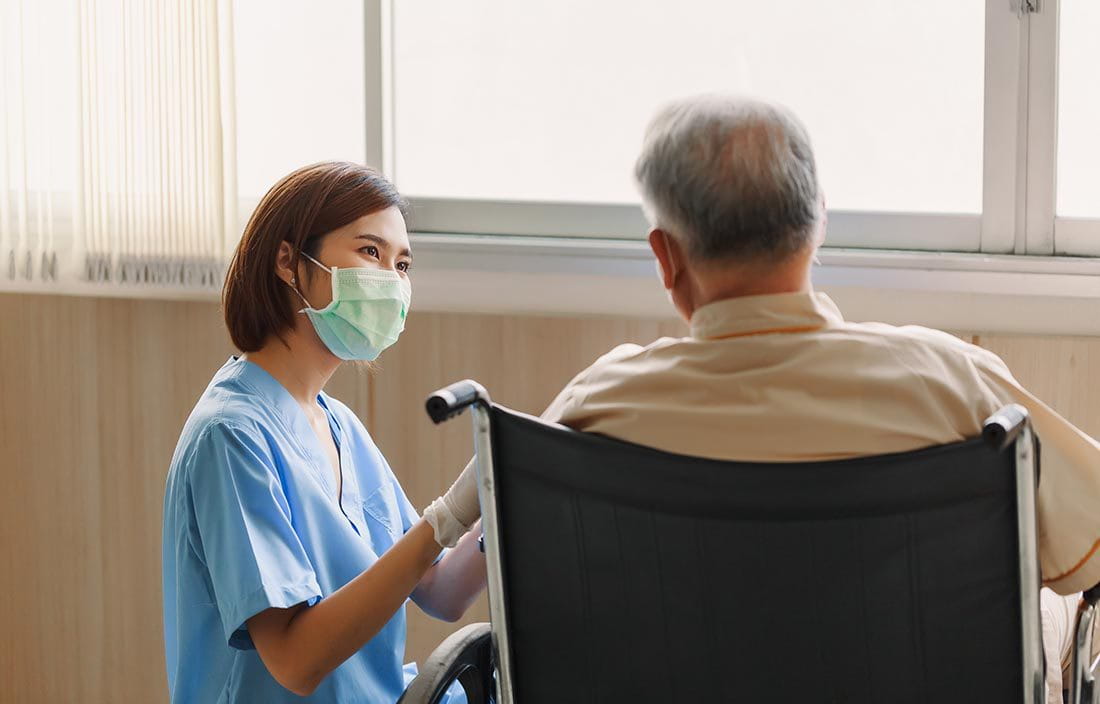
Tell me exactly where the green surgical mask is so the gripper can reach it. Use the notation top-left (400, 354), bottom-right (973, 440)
top-left (293, 253), bottom-right (412, 361)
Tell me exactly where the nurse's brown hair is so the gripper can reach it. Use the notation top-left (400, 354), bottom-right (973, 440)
top-left (222, 161), bottom-right (407, 352)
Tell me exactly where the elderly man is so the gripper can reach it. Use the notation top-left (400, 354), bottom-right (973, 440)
top-left (540, 95), bottom-right (1100, 700)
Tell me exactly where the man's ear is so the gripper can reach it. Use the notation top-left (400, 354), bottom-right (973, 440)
top-left (648, 228), bottom-right (683, 289)
top-left (815, 194), bottom-right (828, 247)
top-left (275, 241), bottom-right (296, 287)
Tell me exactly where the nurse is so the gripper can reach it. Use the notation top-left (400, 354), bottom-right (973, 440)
top-left (162, 162), bottom-right (485, 703)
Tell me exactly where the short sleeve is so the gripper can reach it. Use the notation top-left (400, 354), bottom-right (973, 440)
top-left (541, 382), bottom-right (578, 425)
top-left (972, 353), bottom-right (1100, 594)
top-left (187, 422), bottom-right (322, 649)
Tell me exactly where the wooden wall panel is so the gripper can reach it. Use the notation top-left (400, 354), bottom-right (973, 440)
top-left (2, 295), bottom-right (103, 703)
top-left (4, 291), bottom-right (1100, 702)
top-left (975, 334), bottom-right (1100, 438)
top-left (0, 294), bottom-right (232, 704)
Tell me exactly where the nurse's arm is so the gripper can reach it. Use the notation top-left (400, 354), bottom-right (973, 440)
top-left (246, 519), bottom-right (444, 697)
top-left (411, 519), bottom-right (487, 621)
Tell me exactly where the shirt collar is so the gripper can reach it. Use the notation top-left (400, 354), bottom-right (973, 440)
top-left (220, 356), bottom-right (315, 432)
top-left (688, 291), bottom-right (845, 340)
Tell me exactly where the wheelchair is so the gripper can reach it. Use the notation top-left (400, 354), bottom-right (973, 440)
top-left (400, 380), bottom-right (1100, 704)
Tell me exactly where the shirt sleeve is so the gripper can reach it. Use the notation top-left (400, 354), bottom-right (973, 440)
top-left (187, 421), bottom-right (323, 649)
top-left (975, 354), bottom-right (1100, 594)
top-left (541, 382), bottom-right (579, 425)
top-left (542, 343), bottom-right (645, 425)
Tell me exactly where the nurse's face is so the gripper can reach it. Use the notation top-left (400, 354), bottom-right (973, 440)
top-left (297, 205), bottom-right (412, 310)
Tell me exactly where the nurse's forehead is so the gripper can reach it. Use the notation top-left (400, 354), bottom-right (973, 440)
top-left (337, 209), bottom-right (409, 248)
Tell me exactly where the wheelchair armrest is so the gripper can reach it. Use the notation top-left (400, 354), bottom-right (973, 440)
top-left (397, 622), bottom-right (494, 704)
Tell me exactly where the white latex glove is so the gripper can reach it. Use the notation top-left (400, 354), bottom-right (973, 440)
top-left (423, 458), bottom-right (480, 548)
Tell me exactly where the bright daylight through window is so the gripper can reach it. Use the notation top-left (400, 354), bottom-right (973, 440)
top-left (393, 1), bottom-right (985, 215)
top-left (1056, 0), bottom-right (1100, 220)
top-left (234, 0), bottom-right (366, 201)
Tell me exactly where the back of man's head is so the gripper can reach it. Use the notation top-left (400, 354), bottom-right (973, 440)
top-left (635, 95), bottom-right (821, 263)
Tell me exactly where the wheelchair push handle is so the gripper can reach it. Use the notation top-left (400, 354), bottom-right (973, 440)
top-left (425, 380), bottom-right (491, 424)
top-left (982, 403), bottom-right (1030, 451)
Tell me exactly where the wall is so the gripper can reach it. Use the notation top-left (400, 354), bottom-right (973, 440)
top-left (1, 292), bottom-right (1098, 702)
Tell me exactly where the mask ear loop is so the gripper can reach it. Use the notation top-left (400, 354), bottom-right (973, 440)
top-left (301, 252), bottom-right (332, 273)
top-left (287, 251), bottom-right (330, 312)
top-left (294, 252), bottom-right (342, 313)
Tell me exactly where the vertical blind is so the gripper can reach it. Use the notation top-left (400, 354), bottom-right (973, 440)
top-left (0, 0), bottom-right (237, 288)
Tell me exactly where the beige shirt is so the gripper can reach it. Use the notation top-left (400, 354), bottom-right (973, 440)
top-left (543, 291), bottom-right (1100, 596)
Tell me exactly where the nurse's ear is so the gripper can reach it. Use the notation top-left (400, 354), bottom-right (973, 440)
top-left (275, 241), bottom-right (297, 287)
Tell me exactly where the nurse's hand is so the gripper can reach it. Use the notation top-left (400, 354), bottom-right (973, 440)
top-left (423, 458), bottom-right (480, 548)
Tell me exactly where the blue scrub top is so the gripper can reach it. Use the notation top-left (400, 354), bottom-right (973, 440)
top-left (162, 357), bottom-right (434, 703)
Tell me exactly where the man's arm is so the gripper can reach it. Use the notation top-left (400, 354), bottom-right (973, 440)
top-left (542, 343), bottom-right (646, 426)
top-left (976, 353), bottom-right (1100, 594)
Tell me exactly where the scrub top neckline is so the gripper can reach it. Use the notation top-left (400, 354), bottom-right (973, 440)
top-left (317, 394), bottom-right (360, 532)
top-left (229, 356), bottom-right (322, 433)
top-left (229, 356), bottom-right (363, 533)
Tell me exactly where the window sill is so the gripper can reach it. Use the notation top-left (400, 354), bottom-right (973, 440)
top-left (407, 234), bottom-right (1100, 336)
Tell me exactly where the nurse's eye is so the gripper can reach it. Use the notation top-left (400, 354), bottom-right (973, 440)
top-left (397, 261), bottom-right (410, 272)
top-left (360, 245), bottom-right (380, 259)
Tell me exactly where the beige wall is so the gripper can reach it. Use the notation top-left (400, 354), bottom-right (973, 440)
top-left (2, 292), bottom-right (1098, 702)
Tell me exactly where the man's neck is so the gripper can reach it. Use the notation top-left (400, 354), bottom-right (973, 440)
top-left (690, 251), bottom-right (814, 310)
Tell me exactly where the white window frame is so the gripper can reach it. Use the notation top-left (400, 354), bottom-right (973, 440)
top-left (364, 0), bottom-right (1100, 334)
top-left (374, 0), bottom-right (1051, 254)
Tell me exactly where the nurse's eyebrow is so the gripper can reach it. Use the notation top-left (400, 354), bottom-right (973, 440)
top-left (355, 233), bottom-right (412, 258)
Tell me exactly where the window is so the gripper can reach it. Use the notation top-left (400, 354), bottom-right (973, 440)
top-left (234, 0), bottom-right (367, 201)
top-left (0, 1), bottom-right (78, 281)
top-left (1, 0), bottom-right (235, 288)
top-left (386, 1), bottom-right (1100, 258)
top-left (1056, 0), bottom-right (1099, 219)
top-left (390, 0), bottom-right (1006, 251)
top-left (393, 1), bottom-right (985, 216)
top-left (1054, 0), bottom-right (1100, 255)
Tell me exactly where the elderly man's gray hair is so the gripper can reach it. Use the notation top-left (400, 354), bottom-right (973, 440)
top-left (634, 95), bottom-right (821, 262)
